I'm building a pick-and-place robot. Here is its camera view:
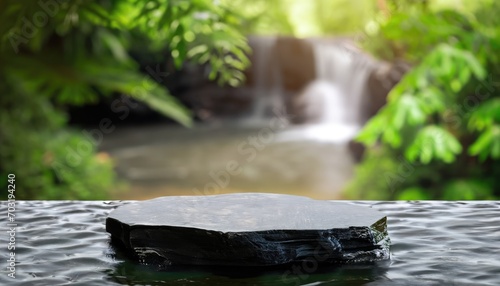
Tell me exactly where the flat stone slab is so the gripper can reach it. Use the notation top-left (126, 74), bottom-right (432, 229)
top-left (106, 193), bottom-right (390, 266)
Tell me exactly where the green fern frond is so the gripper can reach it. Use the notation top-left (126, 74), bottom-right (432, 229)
top-left (469, 125), bottom-right (500, 161)
top-left (405, 125), bottom-right (462, 163)
top-left (468, 99), bottom-right (500, 131)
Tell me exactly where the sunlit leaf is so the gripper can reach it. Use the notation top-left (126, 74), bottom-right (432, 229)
top-left (437, 44), bottom-right (486, 80)
top-left (99, 30), bottom-right (129, 62)
top-left (468, 99), bottom-right (500, 131)
top-left (417, 87), bottom-right (445, 114)
top-left (355, 112), bottom-right (387, 146)
top-left (405, 125), bottom-right (462, 163)
top-left (460, 51), bottom-right (487, 80)
top-left (392, 94), bottom-right (426, 128)
top-left (76, 59), bottom-right (192, 126)
top-left (469, 125), bottom-right (500, 161)
top-left (450, 79), bottom-right (462, 92)
top-left (397, 187), bottom-right (430, 200)
top-left (382, 125), bottom-right (402, 148)
top-left (458, 67), bottom-right (471, 85)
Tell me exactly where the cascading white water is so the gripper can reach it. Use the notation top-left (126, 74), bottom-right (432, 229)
top-left (242, 37), bottom-right (376, 142)
top-left (245, 36), bottom-right (284, 125)
top-left (279, 41), bottom-right (376, 142)
top-left (315, 43), bottom-right (370, 125)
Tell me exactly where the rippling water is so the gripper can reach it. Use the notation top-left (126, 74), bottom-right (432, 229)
top-left (1, 201), bottom-right (499, 285)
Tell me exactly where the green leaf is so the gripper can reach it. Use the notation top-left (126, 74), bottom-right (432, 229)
top-left (450, 79), bottom-right (462, 92)
top-left (417, 87), bottom-right (445, 114)
top-left (131, 84), bottom-right (192, 127)
top-left (469, 125), bottom-right (500, 161)
top-left (458, 67), bottom-right (471, 85)
top-left (392, 94), bottom-right (426, 128)
top-left (356, 110), bottom-right (387, 146)
top-left (397, 187), bottom-right (430, 200)
top-left (83, 3), bottom-right (113, 26)
top-left (405, 125), bottom-right (462, 163)
top-left (440, 50), bottom-right (453, 76)
top-left (468, 99), bottom-right (500, 131)
top-left (98, 30), bottom-right (129, 62)
top-left (187, 44), bottom-right (209, 58)
top-left (78, 60), bottom-right (192, 126)
top-left (461, 51), bottom-right (487, 80)
top-left (382, 125), bottom-right (402, 148)
top-left (387, 75), bottom-right (412, 102)
top-left (440, 44), bottom-right (486, 80)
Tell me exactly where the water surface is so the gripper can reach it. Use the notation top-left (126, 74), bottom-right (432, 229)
top-left (1, 201), bottom-right (499, 285)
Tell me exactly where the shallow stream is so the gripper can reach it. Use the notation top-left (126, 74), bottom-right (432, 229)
top-left (100, 124), bottom-right (357, 200)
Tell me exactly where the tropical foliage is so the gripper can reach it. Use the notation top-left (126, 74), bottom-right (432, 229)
top-left (0, 0), bottom-right (249, 199)
top-left (347, 0), bottom-right (500, 200)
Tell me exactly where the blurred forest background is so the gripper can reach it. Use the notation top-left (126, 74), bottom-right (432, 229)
top-left (1, 0), bottom-right (499, 200)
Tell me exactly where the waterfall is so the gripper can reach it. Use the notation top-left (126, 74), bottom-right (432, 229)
top-left (241, 37), bottom-right (376, 143)
top-left (245, 36), bottom-right (284, 125)
top-left (279, 41), bottom-right (376, 143)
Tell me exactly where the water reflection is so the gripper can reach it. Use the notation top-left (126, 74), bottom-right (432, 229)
top-left (107, 248), bottom-right (389, 286)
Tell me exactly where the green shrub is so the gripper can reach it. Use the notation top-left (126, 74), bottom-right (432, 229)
top-left (0, 0), bottom-right (249, 199)
top-left (348, 1), bottom-right (500, 200)
top-left (0, 83), bottom-right (116, 200)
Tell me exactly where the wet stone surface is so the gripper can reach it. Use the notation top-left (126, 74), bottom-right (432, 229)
top-left (106, 193), bottom-right (390, 266)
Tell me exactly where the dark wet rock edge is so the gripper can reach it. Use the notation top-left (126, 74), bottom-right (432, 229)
top-left (106, 216), bottom-right (390, 267)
